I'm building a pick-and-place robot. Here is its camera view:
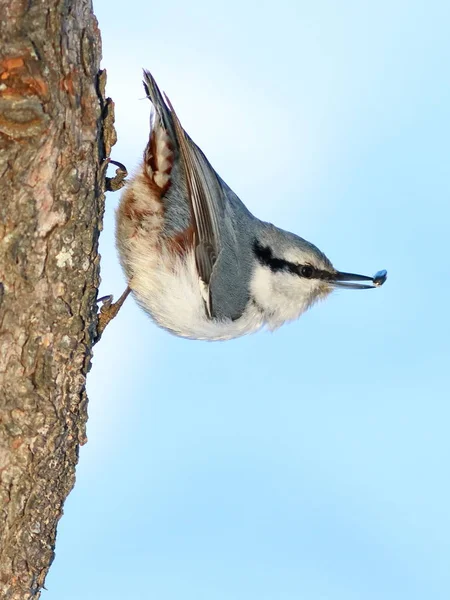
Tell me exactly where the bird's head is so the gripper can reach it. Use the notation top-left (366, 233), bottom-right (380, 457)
top-left (250, 225), bottom-right (386, 328)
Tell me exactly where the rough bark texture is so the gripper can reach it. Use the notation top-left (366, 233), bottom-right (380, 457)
top-left (0, 0), bottom-right (114, 597)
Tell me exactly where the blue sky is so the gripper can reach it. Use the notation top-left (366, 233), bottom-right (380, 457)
top-left (45, 1), bottom-right (449, 599)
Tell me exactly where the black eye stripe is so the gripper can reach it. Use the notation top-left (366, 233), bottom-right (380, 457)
top-left (253, 241), bottom-right (297, 274)
top-left (253, 240), bottom-right (318, 278)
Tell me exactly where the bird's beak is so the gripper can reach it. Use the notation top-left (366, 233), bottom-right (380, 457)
top-left (333, 269), bottom-right (387, 289)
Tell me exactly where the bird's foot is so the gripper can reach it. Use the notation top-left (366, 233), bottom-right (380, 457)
top-left (95, 287), bottom-right (131, 341)
top-left (103, 159), bottom-right (128, 192)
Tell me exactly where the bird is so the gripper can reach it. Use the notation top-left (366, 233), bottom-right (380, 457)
top-left (112, 70), bottom-right (387, 341)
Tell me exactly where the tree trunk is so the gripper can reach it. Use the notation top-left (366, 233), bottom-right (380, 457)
top-left (0, 1), bottom-right (113, 597)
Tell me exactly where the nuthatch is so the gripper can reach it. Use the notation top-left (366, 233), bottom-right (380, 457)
top-left (111, 70), bottom-right (386, 341)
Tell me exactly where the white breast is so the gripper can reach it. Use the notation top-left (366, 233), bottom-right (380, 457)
top-left (129, 245), bottom-right (265, 341)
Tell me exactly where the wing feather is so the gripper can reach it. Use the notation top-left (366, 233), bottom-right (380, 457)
top-left (143, 70), bottom-right (228, 318)
top-left (163, 94), bottom-right (226, 302)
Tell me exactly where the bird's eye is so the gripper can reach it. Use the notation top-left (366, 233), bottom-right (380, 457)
top-left (300, 265), bottom-right (314, 278)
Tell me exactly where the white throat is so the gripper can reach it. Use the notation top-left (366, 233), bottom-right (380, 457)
top-left (249, 265), bottom-right (314, 330)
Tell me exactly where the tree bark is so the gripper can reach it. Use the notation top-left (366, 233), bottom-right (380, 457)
top-left (0, 1), bottom-right (113, 597)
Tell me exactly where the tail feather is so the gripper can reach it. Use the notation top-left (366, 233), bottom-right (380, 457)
top-left (142, 70), bottom-right (176, 192)
top-left (142, 69), bottom-right (176, 142)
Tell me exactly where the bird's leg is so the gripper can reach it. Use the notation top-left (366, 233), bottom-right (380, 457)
top-left (94, 159), bottom-right (130, 343)
top-left (95, 287), bottom-right (132, 341)
top-left (104, 159), bottom-right (128, 192)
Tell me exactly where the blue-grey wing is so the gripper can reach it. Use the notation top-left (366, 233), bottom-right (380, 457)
top-left (143, 70), bottom-right (252, 321)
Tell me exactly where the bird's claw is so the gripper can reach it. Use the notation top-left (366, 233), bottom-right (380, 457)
top-left (95, 287), bottom-right (131, 342)
top-left (97, 294), bottom-right (114, 309)
top-left (103, 159), bottom-right (128, 192)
